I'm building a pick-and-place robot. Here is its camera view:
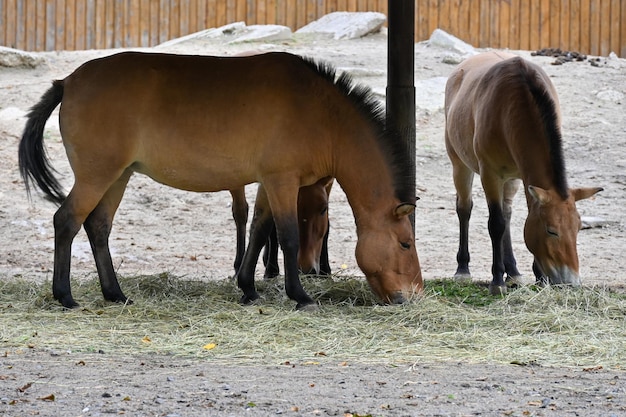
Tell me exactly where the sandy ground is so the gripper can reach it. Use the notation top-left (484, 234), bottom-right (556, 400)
top-left (1, 28), bottom-right (625, 416)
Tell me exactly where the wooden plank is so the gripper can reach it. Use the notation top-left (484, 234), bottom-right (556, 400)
top-left (75, 0), bottom-right (87, 50)
top-left (479, 0), bottom-right (490, 48)
top-left (559, 0), bottom-right (569, 50)
top-left (519, 0), bottom-right (530, 50)
top-left (509, 0), bottom-right (521, 50)
top-left (257, 0), bottom-right (266, 24)
top-left (139, 0), bottom-right (150, 47)
top-left (284, 0), bottom-right (296, 29)
top-left (456, 0), bottom-right (470, 44)
top-left (45, 0), bottom-right (55, 51)
top-left (266, 0), bottom-right (276, 25)
top-left (244, 0), bottom-right (254, 25)
top-left (428, 0), bottom-right (439, 37)
top-left (66, 0), bottom-right (76, 50)
top-left (158, 0), bottom-right (168, 45)
top-left (609, 0), bottom-right (620, 55)
top-left (35, 0), bottom-right (45, 50)
top-left (275, 0), bottom-right (286, 25)
top-left (589, 0), bottom-right (600, 55)
top-left (415, 0), bottom-right (429, 42)
top-left (296, 0), bottom-right (306, 29)
top-left (226, 0), bottom-right (237, 23)
top-left (447, 0), bottom-right (459, 39)
top-left (619, 0), bottom-right (626, 58)
top-left (549, 0), bottom-right (559, 48)
top-left (55, 0), bottom-right (65, 50)
top-left (499, 0), bottom-right (510, 50)
top-left (537, 0), bottom-right (553, 48)
top-left (580, 0), bottom-right (590, 54)
top-left (467, 0), bottom-right (480, 47)
top-left (179, 0), bottom-right (189, 37)
top-left (437, 0), bottom-right (449, 33)
top-left (569, 0), bottom-right (580, 52)
top-left (599, 0), bottom-right (611, 55)
top-left (5, 0), bottom-right (18, 49)
top-left (529, 0), bottom-right (540, 50)
top-left (169, 0), bottom-right (180, 42)
top-left (489, 0), bottom-right (499, 48)
top-left (85, 0), bottom-right (96, 49)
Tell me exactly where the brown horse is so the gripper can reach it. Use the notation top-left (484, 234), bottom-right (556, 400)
top-left (19, 51), bottom-right (422, 309)
top-left (258, 177), bottom-right (333, 279)
top-left (230, 179), bottom-right (332, 279)
top-left (444, 51), bottom-right (602, 295)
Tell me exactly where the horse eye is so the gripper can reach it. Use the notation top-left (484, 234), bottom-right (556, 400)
top-left (400, 241), bottom-right (411, 250)
top-left (320, 207), bottom-right (328, 215)
top-left (547, 228), bottom-right (559, 237)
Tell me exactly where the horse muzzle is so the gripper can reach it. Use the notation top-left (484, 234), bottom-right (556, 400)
top-left (544, 265), bottom-right (581, 286)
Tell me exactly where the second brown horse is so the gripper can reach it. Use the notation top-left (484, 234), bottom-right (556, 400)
top-left (445, 51), bottom-right (602, 295)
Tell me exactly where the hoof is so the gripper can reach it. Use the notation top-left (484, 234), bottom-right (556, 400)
top-left (454, 272), bottom-right (472, 282)
top-left (58, 295), bottom-right (80, 309)
top-left (296, 302), bottom-right (319, 312)
top-left (489, 283), bottom-right (507, 296)
top-left (506, 275), bottom-right (523, 288)
top-left (104, 293), bottom-right (131, 304)
top-left (240, 292), bottom-right (260, 305)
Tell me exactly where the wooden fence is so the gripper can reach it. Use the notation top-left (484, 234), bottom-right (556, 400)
top-left (1, 1), bottom-right (624, 57)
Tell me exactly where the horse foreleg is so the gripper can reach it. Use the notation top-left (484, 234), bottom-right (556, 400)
top-left (229, 188), bottom-right (249, 274)
top-left (236, 186), bottom-right (274, 304)
top-left (487, 202), bottom-right (507, 295)
top-left (502, 179), bottom-right (522, 285)
top-left (452, 164), bottom-right (474, 280)
top-left (52, 203), bottom-right (83, 308)
top-left (264, 182), bottom-right (315, 309)
top-left (262, 223), bottom-right (280, 279)
top-left (83, 171), bottom-right (132, 304)
top-left (318, 222), bottom-right (331, 276)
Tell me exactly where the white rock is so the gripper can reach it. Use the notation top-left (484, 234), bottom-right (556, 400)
top-left (428, 29), bottom-right (476, 56)
top-left (228, 25), bottom-right (292, 43)
top-left (0, 46), bottom-right (46, 68)
top-left (415, 77), bottom-right (448, 111)
top-left (296, 12), bottom-right (386, 40)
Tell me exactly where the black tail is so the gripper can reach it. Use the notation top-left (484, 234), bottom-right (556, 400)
top-left (18, 80), bottom-right (66, 205)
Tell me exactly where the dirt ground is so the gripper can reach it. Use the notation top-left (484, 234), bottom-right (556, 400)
top-left (1, 26), bottom-right (625, 416)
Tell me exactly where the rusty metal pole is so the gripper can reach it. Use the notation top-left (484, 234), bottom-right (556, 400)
top-left (386, 0), bottom-right (416, 230)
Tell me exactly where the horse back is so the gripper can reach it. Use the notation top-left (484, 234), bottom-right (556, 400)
top-left (59, 52), bottom-right (338, 192)
top-left (445, 51), bottom-right (559, 177)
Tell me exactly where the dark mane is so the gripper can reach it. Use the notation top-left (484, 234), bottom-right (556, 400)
top-left (299, 56), bottom-right (415, 204)
top-left (517, 60), bottom-right (569, 199)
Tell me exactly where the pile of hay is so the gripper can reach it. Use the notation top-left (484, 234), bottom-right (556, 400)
top-left (1, 274), bottom-right (624, 367)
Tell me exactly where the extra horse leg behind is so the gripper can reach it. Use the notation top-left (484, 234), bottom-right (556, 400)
top-left (229, 188), bottom-right (249, 273)
top-left (82, 170), bottom-right (134, 304)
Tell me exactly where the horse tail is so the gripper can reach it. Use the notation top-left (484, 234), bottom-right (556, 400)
top-left (516, 59), bottom-right (568, 198)
top-left (18, 80), bottom-right (66, 206)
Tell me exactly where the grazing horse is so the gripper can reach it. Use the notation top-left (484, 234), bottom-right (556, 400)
top-left (255, 177), bottom-right (333, 279)
top-left (19, 51), bottom-right (422, 309)
top-left (231, 179), bottom-right (332, 279)
top-left (444, 51), bottom-right (602, 295)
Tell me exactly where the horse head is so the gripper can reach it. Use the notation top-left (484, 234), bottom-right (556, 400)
top-left (297, 177), bottom-right (333, 274)
top-left (524, 185), bottom-right (603, 285)
top-left (355, 202), bottom-right (423, 304)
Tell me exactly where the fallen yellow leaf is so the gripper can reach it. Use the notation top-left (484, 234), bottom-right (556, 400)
top-left (141, 336), bottom-right (152, 344)
top-left (203, 343), bottom-right (217, 350)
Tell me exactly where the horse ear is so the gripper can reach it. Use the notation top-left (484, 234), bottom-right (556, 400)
top-left (571, 187), bottom-right (603, 202)
top-left (394, 203), bottom-right (415, 218)
top-left (527, 185), bottom-right (551, 205)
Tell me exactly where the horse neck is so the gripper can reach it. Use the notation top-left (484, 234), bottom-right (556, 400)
top-left (332, 129), bottom-right (398, 226)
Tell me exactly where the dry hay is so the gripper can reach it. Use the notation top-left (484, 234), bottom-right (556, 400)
top-left (0, 274), bottom-right (624, 368)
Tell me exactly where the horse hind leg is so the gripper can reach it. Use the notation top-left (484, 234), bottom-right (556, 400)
top-left (52, 179), bottom-right (119, 308)
top-left (452, 162), bottom-right (474, 280)
top-left (502, 179), bottom-right (522, 287)
top-left (82, 170), bottom-right (133, 304)
top-left (229, 188), bottom-right (249, 274)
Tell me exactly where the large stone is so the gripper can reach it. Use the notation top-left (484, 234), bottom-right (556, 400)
top-left (0, 46), bottom-right (45, 68)
top-left (428, 29), bottom-right (476, 56)
top-left (296, 12), bottom-right (386, 40)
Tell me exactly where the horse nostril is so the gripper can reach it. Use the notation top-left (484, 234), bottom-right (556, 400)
top-left (389, 292), bottom-right (406, 304)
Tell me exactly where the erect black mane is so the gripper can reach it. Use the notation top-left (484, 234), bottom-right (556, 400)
top-left (516, 60), bottom-right (569, 199)
top-left (299, 56), bottom-right (415, 204)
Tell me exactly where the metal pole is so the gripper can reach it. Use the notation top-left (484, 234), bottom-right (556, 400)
top-left (386, 0), bottom-right (416, 230)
